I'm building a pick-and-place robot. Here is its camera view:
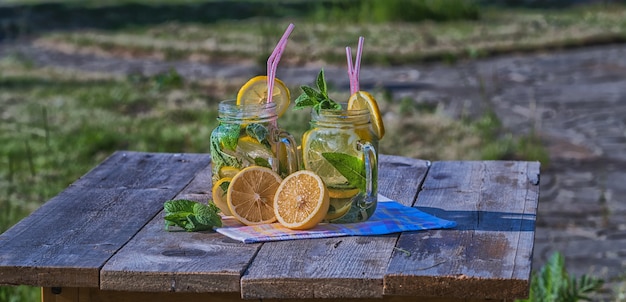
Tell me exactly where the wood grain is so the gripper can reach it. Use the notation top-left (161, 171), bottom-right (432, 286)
top-left (0, 151), bottom-right (209, 288)
top-left (3, 152), bottom-right (540, 301)
top-left (41, 287), bottom-right (509, 302)
top-left (99, 157), bottom-right (260, 293)
top-left (240, 155), bottom-right (430, 299)
top-left (384, 161), bottom-right (540, 300)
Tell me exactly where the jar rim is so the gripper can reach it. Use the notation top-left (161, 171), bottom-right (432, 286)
top-left (310, 104), bottom-right (371, 126)
top-left (218, 99), bottom-right (278, 121)
top-left (312, 103), bottom-right (371, 118)
top-left (219, 99), bottom-right (278, 110)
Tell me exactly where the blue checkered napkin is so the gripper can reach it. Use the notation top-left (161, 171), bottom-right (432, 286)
top-left (215, 195), bottom-right (457, 244)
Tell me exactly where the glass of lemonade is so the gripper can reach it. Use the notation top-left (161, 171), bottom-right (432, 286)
top-left (302, 106), bottom-right (378, 223)
top-left (210, 100), bottom-right (299, 196)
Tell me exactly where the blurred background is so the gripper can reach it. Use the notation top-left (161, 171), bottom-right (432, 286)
top-left (1, 0), bottom-right (625, 301)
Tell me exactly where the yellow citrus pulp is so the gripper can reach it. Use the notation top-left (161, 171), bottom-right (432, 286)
top-left (211, 177), bottom-right (233, 216)
top-left (227, 166), bottom-right (282, 225)
top-left (273, 170), bottom-right (330, 230)
top-left (237, 75), bottom-right (290, 117)
top-left (347, 91), bottom-right (385, 139)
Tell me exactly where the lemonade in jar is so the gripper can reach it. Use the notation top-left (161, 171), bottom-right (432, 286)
top-left (296, 69), bottom-right (385, 223)
top-left (210, 77), bottom-right (298, 216)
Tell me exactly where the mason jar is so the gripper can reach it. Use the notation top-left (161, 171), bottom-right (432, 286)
top-left (210, 100), bottom-right (298, 214)
top-left (301, 106), bottom-right (378, 223)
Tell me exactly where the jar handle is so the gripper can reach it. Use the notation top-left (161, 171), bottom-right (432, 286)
top-left (277, 130), bottom-right (300, 176)
top-left (361, 141), bottom-right (378, 204)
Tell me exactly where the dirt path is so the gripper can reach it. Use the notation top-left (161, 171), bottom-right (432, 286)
top-left (2, 40), bottom-right (626, 299)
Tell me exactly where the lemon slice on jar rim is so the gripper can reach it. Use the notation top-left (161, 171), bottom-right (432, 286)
top-left (347, 91), bottom-right (385, 139)
top-left (237, 75), bottom-right (291, 117)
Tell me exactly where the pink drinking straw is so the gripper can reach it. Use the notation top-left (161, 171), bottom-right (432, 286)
top-left (346, 37), bottom-right (364, 95)
top-left (346, 46), bottom-right (355, 94)
top-left (267, 23), bottom-right (295, 104)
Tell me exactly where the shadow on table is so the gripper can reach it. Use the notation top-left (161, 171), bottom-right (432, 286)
top-left (417, 207), bottom-right (536, 232)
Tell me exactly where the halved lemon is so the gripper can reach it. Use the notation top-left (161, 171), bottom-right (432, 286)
top-left (212, 177), bottom-right (233, 216)
top-left (273, 170), bottom-right (330, 230)
top-left (237, 75), bottom-right (290, 117)
top-left (347, 91), bottom-right (385, 139)
top-left (227, 166), bottom-right (282, 226)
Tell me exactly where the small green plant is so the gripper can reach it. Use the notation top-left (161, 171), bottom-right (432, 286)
top-left (517, 252), bottom-right (604, 302)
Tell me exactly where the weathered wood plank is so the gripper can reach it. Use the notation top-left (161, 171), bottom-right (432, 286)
top-left (41, 287), bottom-right (503, 302)
top-left (240, 155), bottom-right (430, 299)
top-left (42, 287), bottom-right (243, 302)
top-left (0, 151), bottom-right (209, 288)
top-left (99, 158), bottom-right (260, 293)
top-left (384, 161), bottom-right (540, 300)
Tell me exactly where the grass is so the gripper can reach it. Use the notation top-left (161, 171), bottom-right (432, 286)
top-left (17, 3), bottom-right (626, 65)
top-left (1, 0), bottom-right (624, 301)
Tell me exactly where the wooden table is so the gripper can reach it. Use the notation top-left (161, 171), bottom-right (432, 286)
top-left (0, 151), bottom-right (540, 302)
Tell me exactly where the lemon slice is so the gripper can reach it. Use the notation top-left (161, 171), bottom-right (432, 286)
top-left (324, 187), bottom-right (359, 221)
top-left (227, 166), bottom-right (282, 226)
top-left (328, 187), bottom-right (360, 199)
top-left (212, 177), bottom-right (233, 216)
top-left (274, 170), bottom-right (330, 230)
top-left (218, 166), bottom-right (241, 179)
top-left (325, 197), bottom-right (353, 221)
top-left (237, 75), bottom-right (290, 117)
top-left (347, 91), bottom-right (385, 139)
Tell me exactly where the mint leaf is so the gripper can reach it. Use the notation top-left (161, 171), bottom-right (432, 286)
top-left (254, 157), bottom-right (272, 168)
top-left (214, 123), bottom-right (240, 151)
top-left (301, 85), bottom-right (324, 100)
top-left (321, 152), bottom-right (366, 191)
top-left (164, 198), bottom-right (195, 213)
top-left (294, 93), bottom-right (317, 110)
top-left (210, 131), bottom-right (240, 170)
top-left (193, 202), bottom-right (222, 228)
top-left (164, 199), bottom-right (222, 232)
top-left (317, 68), bottom-right (328, 95)
top-left (319, 99), bottom-right (342, 111)
top-left (293, 68), bottom-right (341, 114)
top-left (218, 180), bottom-right (230, 194)
top-left (245, 123), bottom-right (271, 149)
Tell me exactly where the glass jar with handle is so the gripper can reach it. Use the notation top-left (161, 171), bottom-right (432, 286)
top-left (210, 100), bottom-right (299, 215)
top-left (301, 106), bottom-right (378, 223)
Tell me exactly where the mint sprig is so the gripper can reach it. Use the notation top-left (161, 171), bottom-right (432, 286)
top-left (294, 69), bottom-right (342, 113)
top-left (164, 199), bottom-right (222, 232)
